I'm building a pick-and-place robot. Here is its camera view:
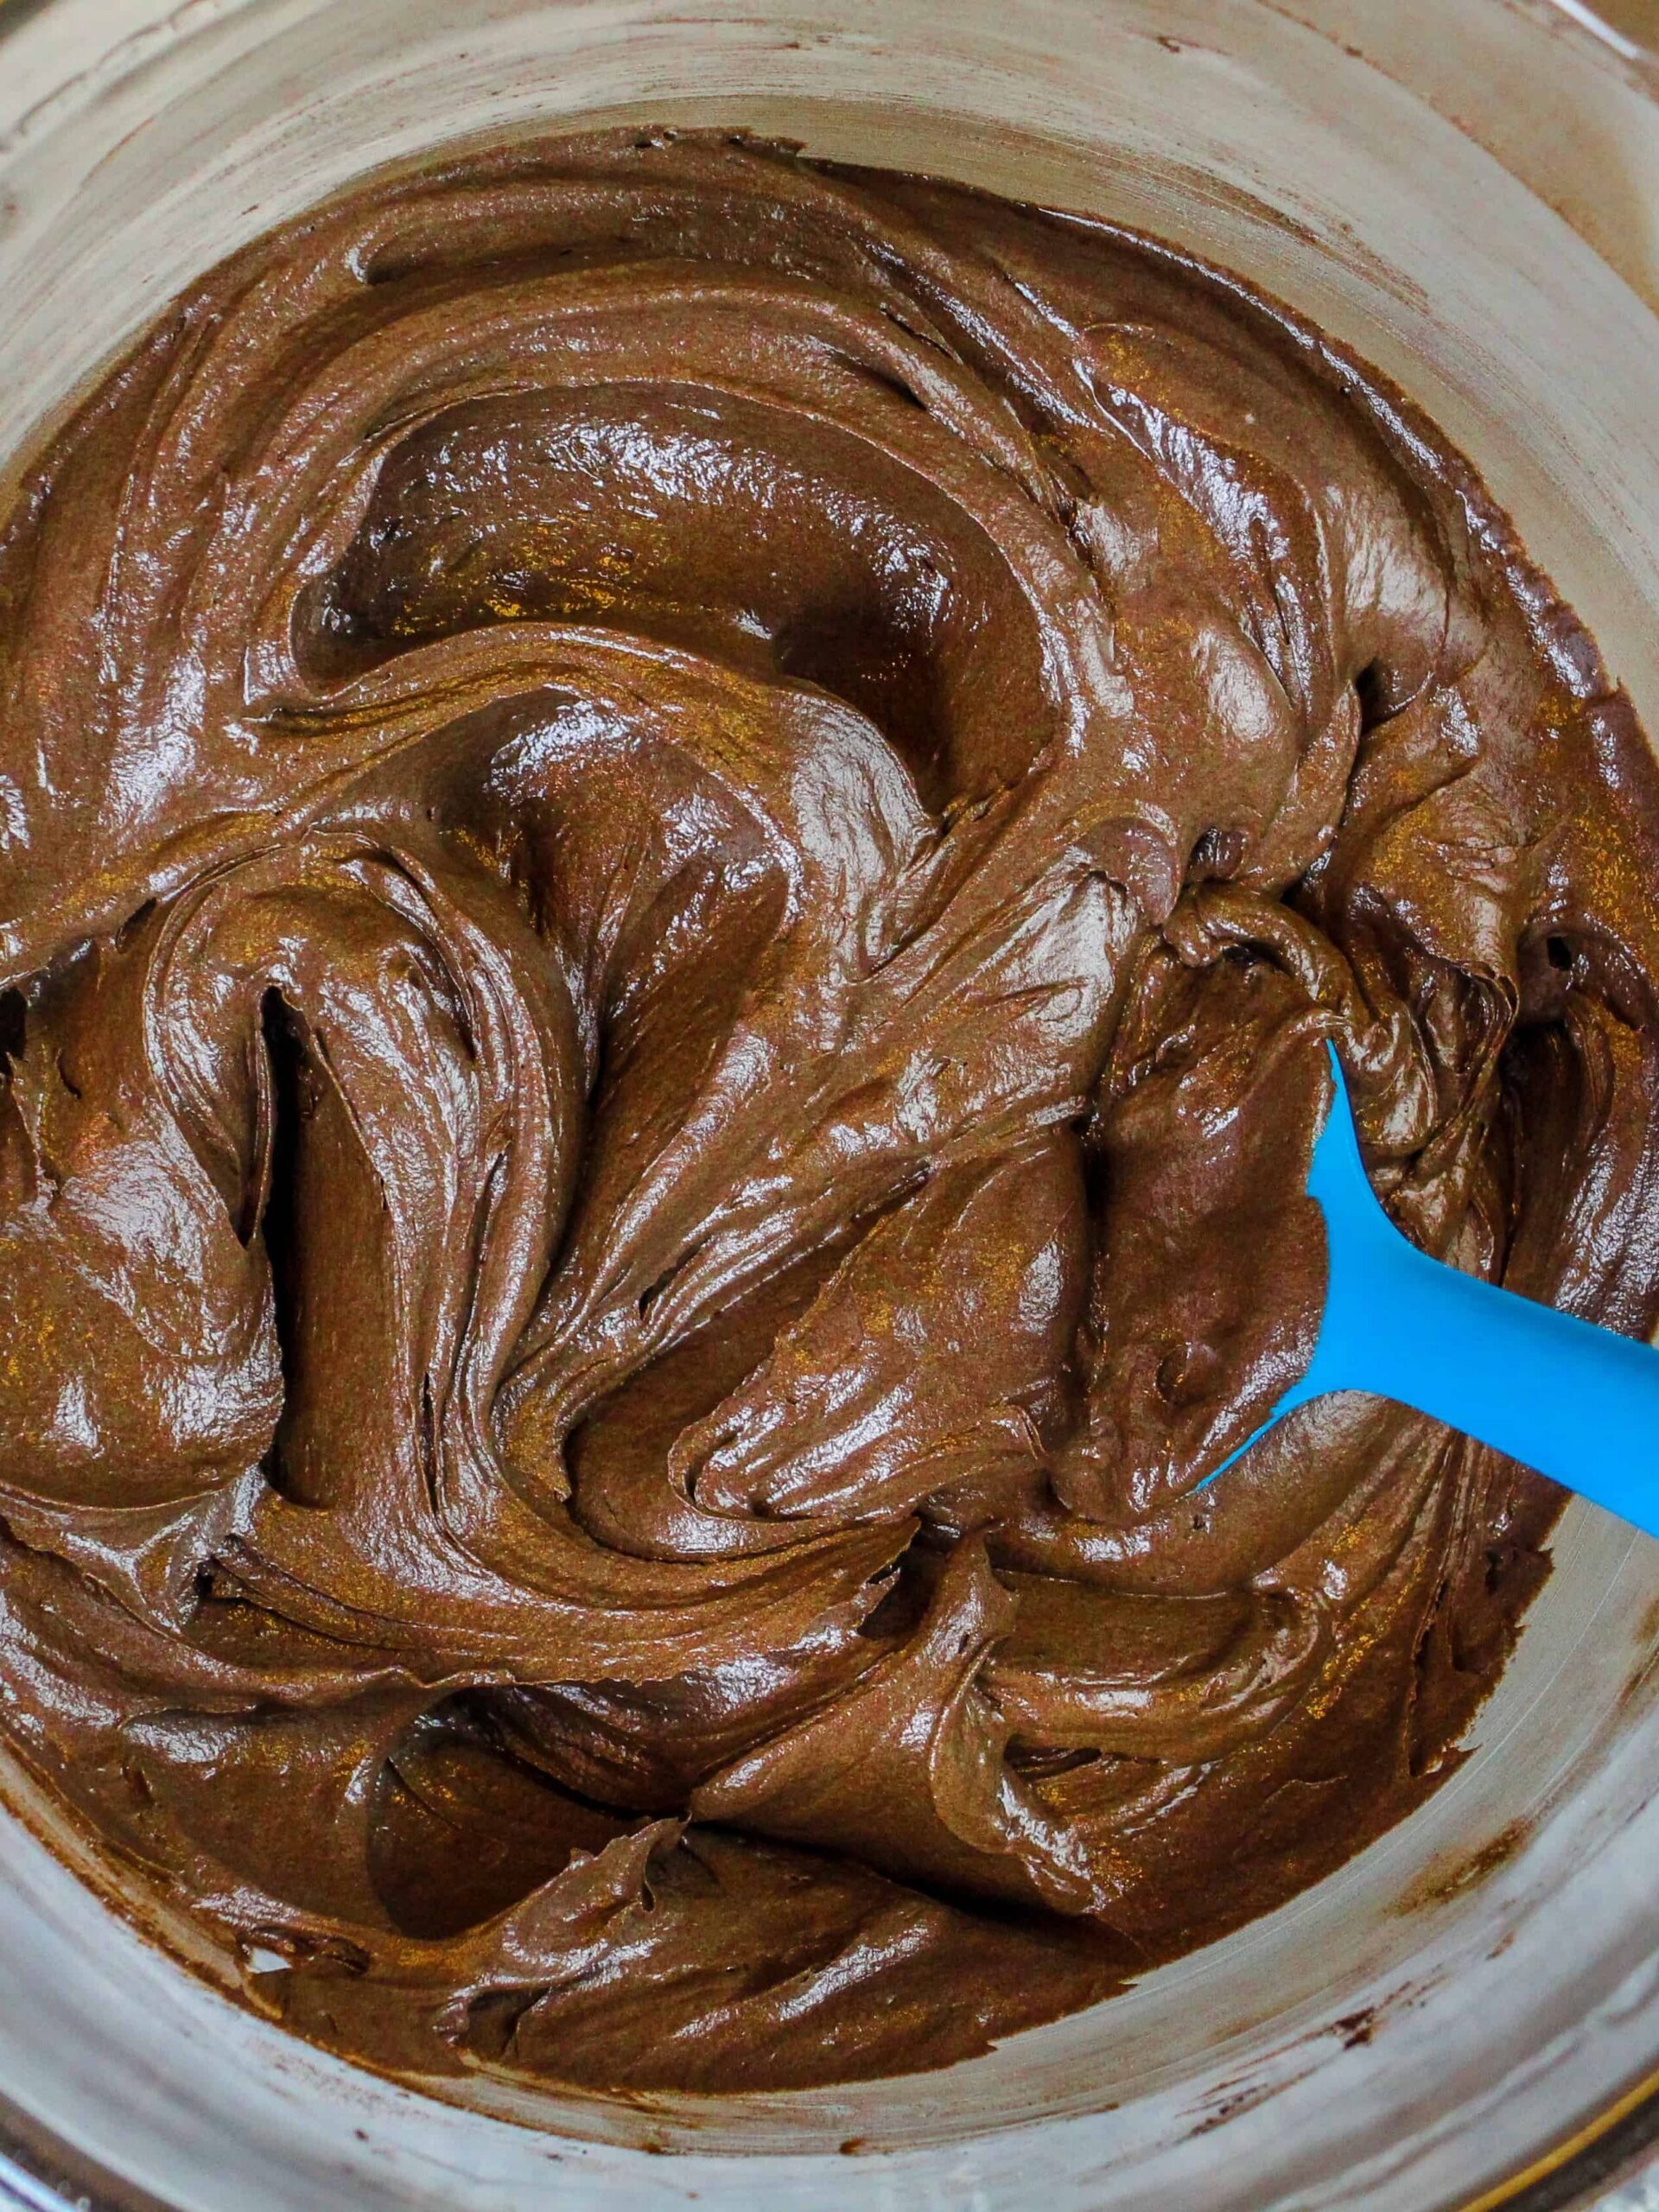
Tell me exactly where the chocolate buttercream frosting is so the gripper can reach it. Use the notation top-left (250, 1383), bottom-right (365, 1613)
top-left (3, 127), bottom-right (1659, 2096)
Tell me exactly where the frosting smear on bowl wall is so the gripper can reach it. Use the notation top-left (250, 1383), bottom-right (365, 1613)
top-left (0, 125), bottom-right (1656, 2096)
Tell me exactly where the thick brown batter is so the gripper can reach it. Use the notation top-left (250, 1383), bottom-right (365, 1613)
top-left (3, 127), bottom-right (1659, 2097)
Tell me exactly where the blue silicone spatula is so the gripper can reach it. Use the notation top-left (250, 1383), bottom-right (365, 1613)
top-left (1206, 1041), bottom-right (1659, 1540)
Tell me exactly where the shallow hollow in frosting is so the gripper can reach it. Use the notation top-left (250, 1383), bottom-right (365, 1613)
top-left (2, 124), bottom-right (1658, 2098)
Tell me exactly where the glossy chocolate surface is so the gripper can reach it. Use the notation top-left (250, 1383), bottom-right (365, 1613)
top-left (3, 129), bottom-right (1657, 2094)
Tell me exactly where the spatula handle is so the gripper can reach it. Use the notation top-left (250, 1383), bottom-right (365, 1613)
top-left (1294, 1045), bottom-right (1659, 1539)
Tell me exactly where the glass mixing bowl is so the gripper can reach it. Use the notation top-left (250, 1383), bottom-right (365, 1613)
top-left (3, 3), bottom-right (1659, 2206)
